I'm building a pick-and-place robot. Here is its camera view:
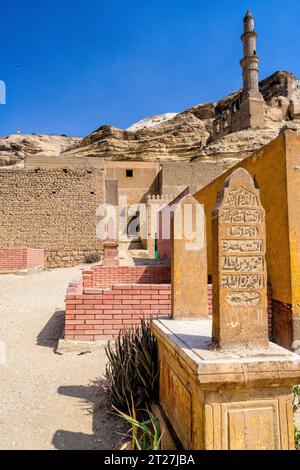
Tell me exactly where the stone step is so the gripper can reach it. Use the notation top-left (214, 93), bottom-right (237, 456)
top-left (128, 249), bottom-right (149, 259)
top-left (119, 240), bottom-right (144, 250)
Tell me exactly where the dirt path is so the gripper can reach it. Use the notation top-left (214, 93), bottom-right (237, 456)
top-left (0, 267), bottom-right (127, 450)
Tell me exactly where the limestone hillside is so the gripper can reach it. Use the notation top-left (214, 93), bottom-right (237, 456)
top-left (0, 134), bottom-right (80, 167)
top-left (2, 71), bottom-right (300, 167)
top-left (61, 71), bottom-right (300, 164)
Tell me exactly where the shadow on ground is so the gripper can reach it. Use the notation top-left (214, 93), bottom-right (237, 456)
top-left (36, 309), bottom-right (65, 350)
top-left (52, 380), bottom-right (130, 450)
top-left (132, 258), bottom-right (170, 266)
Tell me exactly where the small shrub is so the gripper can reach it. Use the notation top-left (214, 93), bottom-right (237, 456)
top-left (293, 385), bottom-right (300, 413)
top-left (114, 400), bottom-right (162, 450)
top-left (85, 251), bottom-right (100, 264)
top-left (294, 386), bottom-right (300, 449)
top-left (295, 427), bottom-right (300, 450)
top-left (105, 320), bottom-right (159, 414)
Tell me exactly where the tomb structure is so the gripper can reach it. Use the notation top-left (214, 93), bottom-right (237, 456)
top-left (151, 168), bottom-right (300, 450)
top-left (171, 195), bottom-right (208, 319)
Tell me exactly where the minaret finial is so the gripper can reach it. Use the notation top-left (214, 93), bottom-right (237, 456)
top-left (244, 10), bottom-right (253, 19)
top-left (243, 10), bottom-right (255, 33)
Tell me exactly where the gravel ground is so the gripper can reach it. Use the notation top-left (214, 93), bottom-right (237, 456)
top-left (0, 267), bottom-right (127, 450)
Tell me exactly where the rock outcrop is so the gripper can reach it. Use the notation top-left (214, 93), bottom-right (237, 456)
top-left (62, 70), bottom-right (300, 163)
top-left (0, 134), bottom-right (80, 167)
top-left (61, 102), bottom-right (216, 162)
top-left (2, 71), bottom-right (300, 167)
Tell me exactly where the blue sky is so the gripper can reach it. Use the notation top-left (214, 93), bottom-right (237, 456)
top-left (1, 0), bottom-right (300, 137)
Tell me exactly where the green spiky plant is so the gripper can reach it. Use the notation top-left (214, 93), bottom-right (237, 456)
top-left (294, 386), bottom-right (300, 450)
top-left (295, 427), bottom-right (300, 450)
top-left (113, 394), bottom-right (162, 451)
top-left (105, 320), bottom-right (159, 414)
top-left (293, 386), bottom-right (300, 413)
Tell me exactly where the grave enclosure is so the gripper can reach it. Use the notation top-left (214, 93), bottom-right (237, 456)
top-left (151, 168), bottom-right (300, 450)
top-left (62, 171), bottom-right (275, 343)
top-left (60, 168), bottom-right (299, 450)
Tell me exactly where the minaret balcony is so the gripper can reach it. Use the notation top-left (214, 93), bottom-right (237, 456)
top-left (241, 31), bottom-right (258, 41)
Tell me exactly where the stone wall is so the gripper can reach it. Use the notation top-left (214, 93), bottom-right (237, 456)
top-left (25, 154), bottom-right (106, 170)
top-left (0, 168), bottom-right (105, 268)
top-left (105, 161), bottom-right (160, 206)
top-left (143, 195), bottom-right (175, 256)
top-left (157, 186), bottom-right (197, 261)
top-left (160, 161), bottom-right (225, 196)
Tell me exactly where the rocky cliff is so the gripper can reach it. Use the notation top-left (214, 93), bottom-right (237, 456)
top-left (61, 101), bottom-right (215, 162)
top-left (0, 134), bottom-right (80, 167)
top-left (62, 70), bottom-right (300, 163)
top-left (2, 71), bottom-right (300, 166)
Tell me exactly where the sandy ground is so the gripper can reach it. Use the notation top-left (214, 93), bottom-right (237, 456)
top-left (0, 267), bottom-right (127, 450)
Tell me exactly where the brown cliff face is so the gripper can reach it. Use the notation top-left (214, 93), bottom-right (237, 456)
top-left (62, 71), bottom-right (300, 163)
top-left (2, 71), bottom-right (300, 166)
top-left (0, 134), bottom-right (80, 167)
top-left (62, 102), bottom-right (216, 162)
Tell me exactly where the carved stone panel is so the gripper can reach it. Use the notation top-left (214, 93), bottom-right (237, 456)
top-left (159, 362), bottom-right (192, 449)
top-left (212, 168), bottom-right (269, 350)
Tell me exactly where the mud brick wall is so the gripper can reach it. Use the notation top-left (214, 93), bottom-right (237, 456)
top-left (0, 248), bottom-right (44, 272)
top-left (161, 161), bottom-right (225, 196)
top-left (0, 169), bottom-right (105, 268)
top-left (82, 266), bottom-right (171, 289)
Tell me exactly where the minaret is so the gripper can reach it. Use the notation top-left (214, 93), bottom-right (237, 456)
top-left (241, 11), bottom-right (260, 94)
top-left (239, 10), bottom-right (264, 128)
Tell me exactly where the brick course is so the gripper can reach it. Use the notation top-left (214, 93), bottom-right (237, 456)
top-left (64, 265), bottom-right (273, 341)
top-left (65, 283), bottom-right (171, 340)
top-left (82, 265), bottom-right (171, 289)
top-left (0, 247), bottom-right (44, 272)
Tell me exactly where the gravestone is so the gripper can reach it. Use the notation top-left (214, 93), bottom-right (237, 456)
top-left (171, 194), bottom-right (208, 319)
top-left (212, 168), bottom-right (269, 350)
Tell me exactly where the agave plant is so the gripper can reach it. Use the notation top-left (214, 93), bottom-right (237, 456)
top-left (105, 320), bottom-right (159, 414)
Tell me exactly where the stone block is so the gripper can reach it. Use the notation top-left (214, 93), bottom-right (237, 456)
top-left (151, 319), bottom-right (300, 450)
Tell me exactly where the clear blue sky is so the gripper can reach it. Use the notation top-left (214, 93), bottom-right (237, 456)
top-left (1, 0), bottom-right (300, 137)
